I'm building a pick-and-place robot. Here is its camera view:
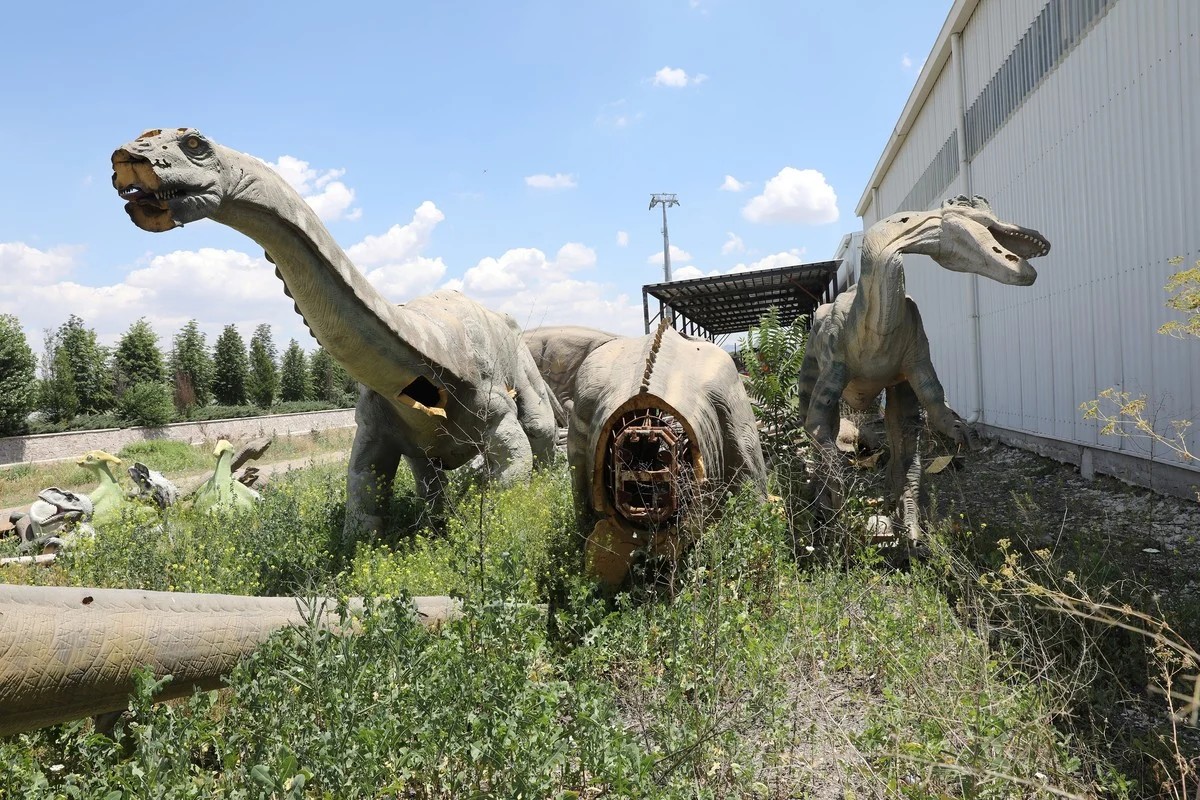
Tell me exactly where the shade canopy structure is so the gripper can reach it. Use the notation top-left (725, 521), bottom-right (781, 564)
top-left (641, 260), bottom-right (842, 340)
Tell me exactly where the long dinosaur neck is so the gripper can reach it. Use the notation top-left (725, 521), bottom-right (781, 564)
top-left (209, 147), bottom-right (434, 393)
top-left (98, 463), bottom-right (120, 488)
top-left (858, 223), bottom-right (923, 336)
top-left (215, 451), bottom-right (232, 490)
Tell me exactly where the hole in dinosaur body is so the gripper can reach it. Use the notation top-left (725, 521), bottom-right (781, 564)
top-left (604, 407), bottom-right (697, 528)
top-left (397, 376), bottom-right (448, 418)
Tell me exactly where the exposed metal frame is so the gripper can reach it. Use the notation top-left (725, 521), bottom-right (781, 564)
top-left (641, 260), bottom-right (842, 341)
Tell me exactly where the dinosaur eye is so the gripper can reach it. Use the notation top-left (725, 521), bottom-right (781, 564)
top-left (185, 136), bottom-right (201, 149)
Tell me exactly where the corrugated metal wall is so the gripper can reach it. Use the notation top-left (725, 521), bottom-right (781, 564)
top-left (862, 0), bottom-right (1200, 471)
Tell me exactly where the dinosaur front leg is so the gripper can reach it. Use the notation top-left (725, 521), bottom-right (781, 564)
top-left (480, 397), bottom-right (536, 486)
top-left (345, 430), bottom-right (402, 541)
top-left (406, 456), bottom-right (448, 521)
top-left (513, 351), bottom-right (558, 467)
top-left (884, 382), bottom-right (923, 541)
top-left (906, 362), bottom-right (976, 450)
top-left (795, 346), bottom-right (821, 428)
top-left (803, 363), bottom-right (849, 514)
top-left (345, 392), bottom-right (405, 540)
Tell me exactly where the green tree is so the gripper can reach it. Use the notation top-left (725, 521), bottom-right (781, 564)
top-left (118, 382), bottom-right (175, 427)
top-left (309, 346), bottom-right (356, 405)
top-left (0, 315), bottom-right (37, 436)
top-left (54, 315), bottom-right (113, 414)
top-left (279, 338), bottom-right (312, 402)
top-left (37, 328), bottom-right (79, 423)
top-left (212, 325), bottom-right (249, 406)
top-left (114, 317), bottom-right (166, 397)
top-left (170, 320), bottom-right (214, 412)
top-left (248, 323), bottom-right (279, 408)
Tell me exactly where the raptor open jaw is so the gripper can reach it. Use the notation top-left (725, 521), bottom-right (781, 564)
top-left (989, 223), bottom-right (1051, 260)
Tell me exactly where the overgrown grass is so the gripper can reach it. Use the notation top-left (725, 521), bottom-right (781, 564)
top-left (6, 452), bottom-right (1186, 797)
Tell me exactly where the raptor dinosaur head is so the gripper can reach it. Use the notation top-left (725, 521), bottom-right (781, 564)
top-left (112, 128), bottom-right (226, 232)
top-left (875, 195), bottom-right (1050, 285)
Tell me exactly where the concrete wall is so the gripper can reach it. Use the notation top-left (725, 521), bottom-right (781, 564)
top-left (0, 409), bottom-right (356, 468)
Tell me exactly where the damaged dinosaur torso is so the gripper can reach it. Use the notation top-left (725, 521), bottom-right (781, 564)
top-left (568, 326), bottom-right (766, 585)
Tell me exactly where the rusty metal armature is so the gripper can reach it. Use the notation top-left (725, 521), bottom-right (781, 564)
top-left (605, 407), bottom-right (696, 527)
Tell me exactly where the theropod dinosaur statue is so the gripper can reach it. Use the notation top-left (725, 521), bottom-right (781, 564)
top-left (568, 323), bottom-right (766, 586)
top-left (0, 585), bottom-right (460, 736)
top-left (797, 195), bottom-right (1049, 539)
top-left (113, 129), bottom-right (557, 537)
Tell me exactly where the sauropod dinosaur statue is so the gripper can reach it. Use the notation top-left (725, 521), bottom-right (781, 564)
top-left (796, 195), bottom-right (1050, 539)
top-left (522, 325), bottom-right (620, 425)
top-left (0, 584), bottom-right (461, 736)
top-left (112, 129), bottom-right (557, 537)
top-left (568, 323), bottom-right (767, 586)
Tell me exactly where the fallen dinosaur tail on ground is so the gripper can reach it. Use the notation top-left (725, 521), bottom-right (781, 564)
top-left (0, 585), bottom-right (461, 737)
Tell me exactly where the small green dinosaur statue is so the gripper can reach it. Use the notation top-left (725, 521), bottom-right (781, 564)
top-left (192, 440), bottom-right (261, 514)
top-left (76, 450), bottom-right (128, 521)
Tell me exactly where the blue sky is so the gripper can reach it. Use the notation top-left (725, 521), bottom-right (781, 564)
top-left (0, 0), bottom-right (949, 352)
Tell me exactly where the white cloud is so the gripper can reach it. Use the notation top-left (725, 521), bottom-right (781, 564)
top-left (719, 175), bottom-right (748, 192)
top-left (459, 243), bottom-right (596, 295)
top-left (261, 155), bottom-right (362, 222)
top-left (347, 202), bottom-right (449, 300)
top-left (525, 173), bottom-right (578, 190)
top-left (616, 230), bottom-right (630, 247)
top-left (0, 242), bottom-right (83, 282)
top-left (651, 66), bottom-right (708, 88)
top-left (721, 232), bottom-right (745, 255)
top-left (730, 248), bottom-right (807, 274)
top-left (451, 243), bottom-right (640, 334)
top-left (348, 201), bottom-right (443, 267)
top-left (668, 248), bottom-right (806, 283)
top-left (646, 244), bottom-right (693, 268)
top-left (741, 167), bottom-right (839, 225)
top-left (0, 245), bottom-right (292, 356)
top-left (671, 265), bottom-right (719, 281)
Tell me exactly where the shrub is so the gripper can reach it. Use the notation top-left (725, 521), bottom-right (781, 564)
top-left (117, 382), bottom-right (175, 427)
top-left (188, 404), bottom-right (267, 421)
top-left (27, 412), bottom-right (124, 435)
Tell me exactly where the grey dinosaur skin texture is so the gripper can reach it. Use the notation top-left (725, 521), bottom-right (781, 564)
top-left (0, 585), bottom-right (460, 737)
top-left (522, 326), bottom-right (620, 425)
top-left (111, 129), bottom-right (557, 536)
top-left (796, 195), bottom-right (1050, 536)
top-left (568, 326), bottom-right (767, 582)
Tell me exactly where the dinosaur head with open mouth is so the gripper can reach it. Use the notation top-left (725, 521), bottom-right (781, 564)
top-left (112, 128), bottom-right (224, 232)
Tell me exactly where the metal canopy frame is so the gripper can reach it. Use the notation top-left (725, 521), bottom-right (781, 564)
top-left (641, 260), bottom-right (842, 341)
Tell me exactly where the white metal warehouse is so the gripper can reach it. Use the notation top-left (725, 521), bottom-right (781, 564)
top-left (853, 0), bottom-right (1200, 496)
